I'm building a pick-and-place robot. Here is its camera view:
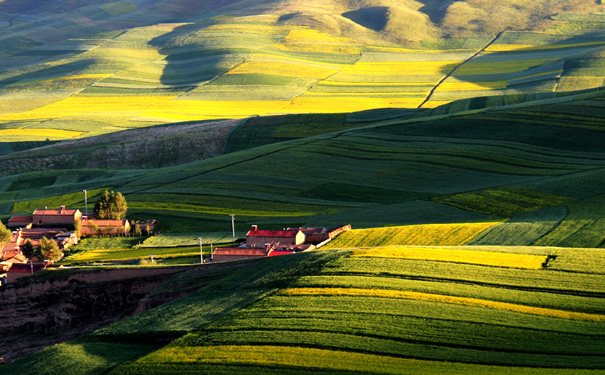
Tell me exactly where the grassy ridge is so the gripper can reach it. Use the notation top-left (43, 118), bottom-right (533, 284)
top-left (26, 245), bottom-right (599, 374)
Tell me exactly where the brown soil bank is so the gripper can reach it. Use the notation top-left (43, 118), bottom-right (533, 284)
top-left (0, 266), bottom-right (193, 362)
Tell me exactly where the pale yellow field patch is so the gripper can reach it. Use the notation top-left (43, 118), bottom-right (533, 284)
top-left (342, 61), bottom-right (461, 76)
top-left (9, 74), bottom-right (112, 87)
top-left (226, 60), bottom-right (340, 79)
top-left (351, 246), bottom-right (547, 269)
top-left (205, 24), bottom-right (290, 34)
top-left (0, 128), bottom-right (82, 139)
top-left (366, 45), bottom-right (473, 54)
top-left (272, 43), bottom-right (362, 54)
top-left (92, 48), bottom-right (164, 60)
top-left (283, 28), bottom-right (357, 44)
top-left (281, 288), bottom-right (605, 322)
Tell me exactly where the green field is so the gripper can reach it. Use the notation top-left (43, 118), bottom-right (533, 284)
top-left (5, 246), bottom-right (605, 374)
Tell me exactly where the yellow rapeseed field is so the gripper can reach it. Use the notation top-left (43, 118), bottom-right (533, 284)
top-left (281, 288), bottom-right (605, 322)
top-left (145, 100), bottom-right (289, 117)
top-left (351, 247), bottom-right (547, 269)
top-left (319, 81), bottom-right (435, 87)
top-left (0, 96), bottom-right (177, 123)
top-left (485, 41), bottom-right (605, 52)
top-left (326, 223), bottom-right (500, 248)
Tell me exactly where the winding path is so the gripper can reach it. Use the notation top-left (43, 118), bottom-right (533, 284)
top-left (418, 29), bottom-right (509, 109)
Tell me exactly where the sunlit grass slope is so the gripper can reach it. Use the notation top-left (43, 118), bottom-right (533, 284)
top-left (6, 244), bottom-right (605, 374)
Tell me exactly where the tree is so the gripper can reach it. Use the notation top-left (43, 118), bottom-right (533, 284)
top-left (94, 190), bottom-right (128, 220)
top-left (0, 221), bottom-right (11, 248)
top-left (39, 237), bottom-right (63, 263)
top-left (74, 219), bottom-right (82, 238)
top-left (21, 239), bottom-right (37, 260)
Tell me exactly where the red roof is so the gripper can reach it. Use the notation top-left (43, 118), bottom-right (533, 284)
top-left (246, 229), bottom-right (300, 238)
top-left (268, 250), bottom-right (296, 257)
top-left (33, 209), bottom-right (79, 216)
top-left (8, 216), bottom-right (33, 223)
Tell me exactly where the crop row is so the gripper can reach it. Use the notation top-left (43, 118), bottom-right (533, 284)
top-left (325, 255), bottom-right (605, 293)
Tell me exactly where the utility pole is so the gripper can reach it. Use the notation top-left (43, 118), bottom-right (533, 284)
top-left (229, 214), bottom-right (236, 245)
top-left (198, 237), bottom-right (203, 264)
top-left (83, 189), bottom-right (88, 215)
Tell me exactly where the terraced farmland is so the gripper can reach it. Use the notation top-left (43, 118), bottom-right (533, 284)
top-left (2, 88), bottom-right (605, 247)
top-left (7, 245), bottom-right (604, 374)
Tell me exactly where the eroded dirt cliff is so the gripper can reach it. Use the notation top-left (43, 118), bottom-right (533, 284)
top-left (0, 266), bottom-right (192, 362)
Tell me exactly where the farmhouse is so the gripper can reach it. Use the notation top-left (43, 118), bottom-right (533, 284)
top-left (246, 225), bottom-right (305, 248)
top-left (33, 206), bottom-right (82, 226)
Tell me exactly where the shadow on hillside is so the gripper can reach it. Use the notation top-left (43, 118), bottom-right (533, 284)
top-left (342, 7), bottom-right (389, 32)
top-left (0, 60), bottom-right (96, 87)
top-left (148, 21), bottom-right (239, 87)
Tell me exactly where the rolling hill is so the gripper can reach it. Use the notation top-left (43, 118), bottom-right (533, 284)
top-left (0, 0), bottom-right (604, 151)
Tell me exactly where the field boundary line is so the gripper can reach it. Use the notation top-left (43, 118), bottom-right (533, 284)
top-left (320, 271), bottom-right (605, 298)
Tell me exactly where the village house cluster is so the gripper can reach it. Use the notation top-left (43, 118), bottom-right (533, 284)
top-left (0, 206), bottom-right (141, 285)
top-left (212, 224), bottom-right (351, 262)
